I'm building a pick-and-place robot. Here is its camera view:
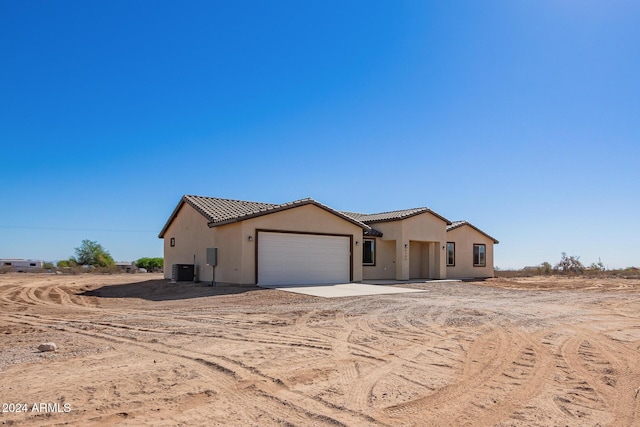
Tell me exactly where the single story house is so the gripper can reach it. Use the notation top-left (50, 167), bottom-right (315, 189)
top-left (158, 195), bottom-right (499, 285)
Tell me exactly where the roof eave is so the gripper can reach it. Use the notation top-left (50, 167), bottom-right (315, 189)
top-left (158, 198), bottom-right (187, 238)
top-left (447, 221), bottom-right (499, 244)
top-left (364, 228), bottom-right (383, 237)
top-left (158, 195), bottom-right (217, 238)
top-left (364, 209), bottom-right (452, 225)
top-left (208, 199), bottom-right (371, 231)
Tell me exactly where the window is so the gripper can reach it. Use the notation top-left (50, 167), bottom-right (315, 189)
top-left (446, 242), bottom-right (455, 266)
top-left (170, 238), bottom-right (175, 247)
top-left (473, 244), bottom-right (486, 267)
top-left (363, 238), bottom-right (375, 265)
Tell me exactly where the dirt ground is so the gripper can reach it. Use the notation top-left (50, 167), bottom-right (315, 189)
top-left (0, 274), bottom-right (639, 426)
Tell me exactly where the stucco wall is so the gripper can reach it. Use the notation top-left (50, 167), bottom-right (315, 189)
top-left (362, 238), bottom-right (396, 280)
top-left (402, 213), bottom-right (448, 243)
top-left (402, 214), bottom-right (447, 280)
top-left (446, 226), bottom-right (495, 279)
top-left (410, 241), bottom-right (436, 279)
top-left (210, 222), bottom-right (242, 284)
top-left (163, 203), bottom-right (364, 285)
top-left (162, 203), bottom-right (216, 280)
top-left (368, 212), bottom-right (447, 280)
top-left (239, 204), bottom-right (364, 284)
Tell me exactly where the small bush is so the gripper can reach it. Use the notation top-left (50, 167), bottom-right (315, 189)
top-left (554, 253), bottom-right (584, 274)
top-left (538, 262), bottom-right (553, 275)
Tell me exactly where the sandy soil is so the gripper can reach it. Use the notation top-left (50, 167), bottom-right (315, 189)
top-left (1, 273), bottom-right (639, 426)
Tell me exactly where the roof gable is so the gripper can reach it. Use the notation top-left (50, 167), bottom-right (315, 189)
top-left (208, 198), bottom-right (370, 230)
top-left (341, 207), bottom-right (451, 225)
top-left (158, 195), bottom-right (275, 238)
top-left (447, 221), bottom-right (499, 244)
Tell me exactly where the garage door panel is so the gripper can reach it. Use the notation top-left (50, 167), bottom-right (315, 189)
top-left (258, 232), bottom-right (350, 286)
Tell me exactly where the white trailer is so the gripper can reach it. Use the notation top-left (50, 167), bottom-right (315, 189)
top-left (0, 259), bottom-right (44, 271)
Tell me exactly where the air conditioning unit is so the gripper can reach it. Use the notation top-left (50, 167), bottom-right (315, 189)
top-left (172, 264), bottom-right (194, 282)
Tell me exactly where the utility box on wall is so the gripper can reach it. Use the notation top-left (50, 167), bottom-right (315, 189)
top-left (206, 248), bottom-right (218, 266)
top-left (172, 264), bottom-right (194, 282)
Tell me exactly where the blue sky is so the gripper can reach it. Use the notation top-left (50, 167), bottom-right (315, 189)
top-left (1, 1), bottom-right (639, 269)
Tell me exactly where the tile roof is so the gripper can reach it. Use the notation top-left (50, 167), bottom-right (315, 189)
top-left (158, 195), bottom-right (488, 242)
top-left (340, 207), bottom-right (451, 225)
top-left (158, 195), bottom-right (371, 237)
top-left (184, 195), bottom-right (278, 223)
top-left (363, 228), bottom-right (383, 237)
top-left (447, 220), bottom-right (499, 243)
top-left (447, 220), bottom-right (467, 230)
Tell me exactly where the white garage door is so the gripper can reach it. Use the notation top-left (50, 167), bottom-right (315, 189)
top-left (258, 232), bottom-right (350, 286)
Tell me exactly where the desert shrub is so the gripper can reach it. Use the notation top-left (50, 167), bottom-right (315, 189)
top-left (495, 269), bottom-right (536, 278)
top-left (613, 267), bottom-right (640, 279)
top-left (93, 265), bottom-right (122, 274)
top-left (554, 253), bottom-right (584, 274)
top-left (57, 259), bottom-right (77, 268)
top-left (538, 262), bottom-right (553, 275)
top-left (588, 258), bottom-right (605, 272)
top-left (65, 266), bottom-right (86, 275)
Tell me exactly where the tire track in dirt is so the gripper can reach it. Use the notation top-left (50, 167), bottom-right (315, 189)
top-left (335, 310), bottom-right (469, 416)
top-left (347, 346), bottom-right (430, 413)
top-left (297, 310), bottom-right (389, 358)
top-left (16, 311), bottom-right (335, 352)
top-left (564, 327), bottom-right (640, 426)
top-left (333, 312), bottom-right (362, 385)
top-left (299, 310), bottom-right (392, 414)
top-left (0, 282), bottom-right (99, 310)
top-left (378, 326), bottom-right (520, 423)
top-left (0, 286), bottom-right (29, 306)
top-left (4, 318), bottom-right (344, 427)
top-left (297, 310), bottom-right (447, 418)
top-left (463, 329), bottom-right (556, 426)
top-left (555, 334), bottom-right (612, 424)
top-left (1, 313), bottom-right (382, 426)
top-left (4, 274), bottom-right (639, 425)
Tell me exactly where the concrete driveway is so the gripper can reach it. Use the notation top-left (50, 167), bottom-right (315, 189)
top-left (257, 282), bottom-right (428, 298)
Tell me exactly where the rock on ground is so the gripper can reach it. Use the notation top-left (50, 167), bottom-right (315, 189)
top-left (38, 342), bottom-right (57, 352)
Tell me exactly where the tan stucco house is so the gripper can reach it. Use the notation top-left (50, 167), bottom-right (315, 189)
top-left (159, 195), bottom-right (499, 285)
top-left (446, 221), bottom-right (499, 279)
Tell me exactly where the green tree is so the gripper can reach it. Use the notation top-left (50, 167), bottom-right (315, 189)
top-left (136, 257), bottom-right (163, 271)
top-left (72, 240), bottom-right (115, 267)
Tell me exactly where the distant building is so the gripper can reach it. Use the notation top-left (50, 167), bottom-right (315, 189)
top-left (0, 259), bottom-right (44, 271)
top-left (115, 262), bottom-right (137, 273)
